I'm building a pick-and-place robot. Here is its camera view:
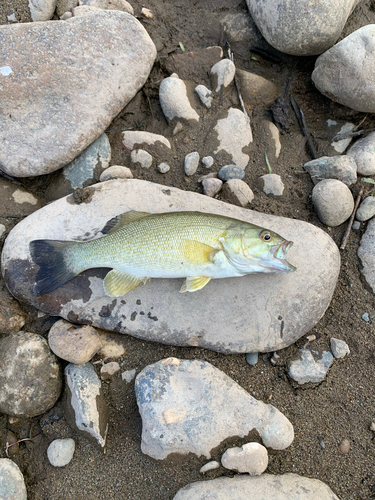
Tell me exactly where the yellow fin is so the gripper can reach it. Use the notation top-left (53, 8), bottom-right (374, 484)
top-left (180, 276), bottom-right (211, 293)
top-left (183, 240), bottom-right (216, 265)
top-left (101, 211), bottom-right (151, 235)
top-left (103, 269), bottom-right (146, 297)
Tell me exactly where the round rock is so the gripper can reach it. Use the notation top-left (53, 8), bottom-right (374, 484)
top-left (184, 152), bottom-right (200, 176)
top-left (48, 319), bottom-right (102, 364)
top-left (210, 59), bottom-right (235, 92)
top-left (0, 332), bottom-right (62, 417)
top-left (218, 165), bottom-right (245, 181)
top-left (221, 442), bottom-right (268, 475)
top-left (356, 196), bottom-right (375, 222)
top-left (347, 131), bottom-right (375, 176)
top-left (0, 459), bottom-right (27, 500)
top-left (330, 338), bottom-right (350, 359)
top-left (47, 438), bottom-right (76, 467)
top-left (100, 165), bottom-right (133, 182)
top-left (312, 179), bottom-right (354, 226)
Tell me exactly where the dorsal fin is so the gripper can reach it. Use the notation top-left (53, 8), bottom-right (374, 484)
top-left (101, 211), bottom-right (151, 235)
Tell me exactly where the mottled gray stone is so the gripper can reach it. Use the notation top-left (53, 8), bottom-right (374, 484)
top-left (358, 218), bottom-right (375, 293)
top-left (304, 155), bottom-right (357, 186)
top-left (347, 131), bottom-right (375, 176)
top-left (0, 11), bottom-right (156, 177)
top-left (100, 361), bottom-right (120, 380)
top-left (312, 25), bottom-right (375, 113)
top-left (195, 85), bottom-right (213, 108)
top-left (157, 162), bottom-right (170, 174)
top-left (122, 131), bottom-right (171, 153)
top-left (29, 0), bottom-right (58, 21)
top-left (210, 59), bottom-right (235, 93)
top-left (202, 156), bottom-right (214, 168)
top-left (222, 179), bottom-right (254, 207)
top-left (159, 74), bottom-right (199, 122)
top-left (260, 173), bottom-right (284, 196)
top-left (330, 338), bottom-right (350, 359)
top-left (0, 332), bottom-right (62, 417)
top-left (131, 149), bottom-right (153, 169)
top-left (356, 196), bottom-right (375, 222)
top-left (100, 165), bottom-right (133, 181)
top-left (200, 461), bottom-right (220, 474)
top-left (173, 473), bottom-right (340, 500)
top-left (47, 438), bottom-right (76, 467)
top-left (65, 362), bottom-right (108, 447)
top-left (236, 70), bottom-right (279, 108)
top-left (135, 358), bottom-right (294, 459)
top-left (0, 459), bottom-right (27, 500)
top-left (184, 152), bottom-right (200, 176)
top-left (79, 0), bottom-right (134, 14)
top-left (312, 179), bottom-right (354, 226)
top-left (246, 0), bottom-right (361, 56)
top-left (221, 442), bottom-right (268, 475)
top-left (288, 349), bottom-right (334, 384)
top-left (218, 165), bottom-right (245, 181)
top-left (245, 352), bottom-right (259, 365)
top-left (1, 179), bottom-right (340, 354)
top-left (202, 178), bottom-right (222, 197)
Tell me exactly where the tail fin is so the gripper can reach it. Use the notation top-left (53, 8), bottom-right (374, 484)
top-left (29, 240), bottom-right (79, 295)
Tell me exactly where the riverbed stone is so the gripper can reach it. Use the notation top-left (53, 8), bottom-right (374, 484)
top-left (222, 179), bottom-right (254, 207)
top-left (47, 438), bottom-right (76, 467)
top-left (221, 442), bottom-right (268, 475)
top-left (356, 196), bottom-right (375, 222)
top-left (29, 0), bottom-right (58, 21)
top-left (1, 178), bottom-right (340, 354)
top-left (79, 0), bottom-right (134, 14)
top-left (304, 155), bottom-right (357, 186)
top-left (173, 473), bottom-right (340, 500)
top-left (288, 349), bottom-right (334, 384)
top-left (358, 218), bottom-right (375, 293)
top-left (312, 25), bottom-right (375, 113)
top-left (246, 0), bottom-right (361, 56)
top-left (135, 358), bottom-right (294, 459)
top-left (159, 73), bottom-right (199, 122)
top-left (312, 179), bottom-right (354, 227)
top-left (0, 459), bottom-right (27, 500)
top-left (0, 332), bottom-right (62, 417)
top-left (0, 11), bottom-right (156, 177)
top-left (347, 131), bottom-right (375, 176)
top-left (236, 70), bottom-right (279, 108)
top-left (210, 59), bottom-right (236, 93)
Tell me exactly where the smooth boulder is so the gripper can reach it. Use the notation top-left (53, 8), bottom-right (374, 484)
top-left (0, 11), bottom-right (156, 177)
top-left (1, 179), bottom-right (340, 354)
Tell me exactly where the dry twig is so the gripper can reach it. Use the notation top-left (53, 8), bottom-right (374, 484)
top-left (340, 186), bottom-right (364, 251)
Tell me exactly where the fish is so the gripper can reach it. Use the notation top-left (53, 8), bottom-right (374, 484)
top-left (29, 210), bottom-right (296, 297)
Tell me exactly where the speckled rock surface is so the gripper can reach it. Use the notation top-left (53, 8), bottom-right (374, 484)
top-left (0, 11), bottom-right (156, 177)
top-left (1, 179), bottom-right (340, 354)
top-left (0, 459), bottom-right (27, 500)
top-left (358, 218), bottom-right (375, 293)
top-left (135, 358), bottom-right (294, 459)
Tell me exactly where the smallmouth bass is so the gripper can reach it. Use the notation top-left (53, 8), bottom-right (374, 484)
top-left (30, 210), bottom-right (296, 297)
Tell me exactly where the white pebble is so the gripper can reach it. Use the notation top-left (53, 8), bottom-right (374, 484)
top-left (330, 338), bottom-right (350, 359)
top-left (122, 368), bottom-right (136, 383)
top-left (100, 165), bottom-right (133, 181)
top-left (157, 162), bottom-right (170, 173)
top-left (195, 85), bottom-right (213, 108)
top-left (356, 196), bottom-right (375, 222)
top-left (184, 152), bottom-right (200, 176)
top-left (260, 173), bottom-right (284, 196)
top-left (47, 438), bottom-right (75, 467)
top-left (202, 156), bottom-right (214, 168)
top-left (131, 149), bottom-right (153, 169)
top-left (200, 461), bottom-right (220, 474)
top-left (211, 59), bottom-right (235, 93)
top-left (221, 442), bottom-right (268, 475)
top-left (100, 361), bottom-right (120, 380)
top-left (202, 178), bottom-right (223, 197)
top-left (222, 179), bottom-right (254, 207)
top-left (141, 7), bottom-right (153, 18)
top-left (0, 224), bottom-right (6, 238)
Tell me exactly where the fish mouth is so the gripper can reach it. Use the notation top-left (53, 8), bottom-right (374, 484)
top-left (266, 240), bottom-right (296, 272)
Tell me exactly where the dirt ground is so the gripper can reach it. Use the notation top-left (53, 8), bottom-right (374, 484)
top-left (1, 0), bottom-right (375, 499)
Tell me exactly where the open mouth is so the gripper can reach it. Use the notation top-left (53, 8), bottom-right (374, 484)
top-left (275, 240), bottom-right (293, 260)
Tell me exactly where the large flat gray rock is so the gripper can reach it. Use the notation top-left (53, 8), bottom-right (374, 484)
top-left (0, 11), bottom-right (156, 177)
top-left (1, 179), bottom-right (340, 354)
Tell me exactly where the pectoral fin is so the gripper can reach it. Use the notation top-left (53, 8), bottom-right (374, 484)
top-left (103, 269), bottom-right (146, 297)
top-left (183, 240), bottom-right (216, 265)
top-left (180, 276), bottom-right (211, 293)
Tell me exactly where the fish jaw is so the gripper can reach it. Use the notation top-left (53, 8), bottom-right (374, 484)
top-left (257, 240), bottom-right (296, 273)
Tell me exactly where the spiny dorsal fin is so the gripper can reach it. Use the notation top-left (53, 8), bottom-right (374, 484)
top-left (101, 211), bottom-right (151, 235)
top-left (103, 269), bottom-right (146, 297)
top-left (180, 276), bottom-right (211, 293)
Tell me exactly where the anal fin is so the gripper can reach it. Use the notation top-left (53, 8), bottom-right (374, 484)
top-left (180, 276), bottom-right (211, 293)
top-left (103, 269), bottom-right (146, 297)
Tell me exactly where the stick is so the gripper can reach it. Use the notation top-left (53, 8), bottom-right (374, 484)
top-left (332, 127), bottom-right (375, 142)
top-left (290, 94), bottom-right (317, 159)
top-left (340, 186), bottom-right (364, 251)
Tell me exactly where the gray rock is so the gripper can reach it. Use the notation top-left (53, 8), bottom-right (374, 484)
top-left (159, 73), bottom-right (199, 122)
top-left (131, 149), bottom-right (153, 169)
top-left (65, 362), bottom-right (108, 447)
top-left (200, 461), bottom-right (220, 474)
top-left (0, 286), bottom-right (26, 335)
top-left (245, 352), bottom-right (259, 365)
top-left (260, 173), bottom-right (284, 196)
top-left (222, 179), bottom-right (254, 207)
top-left (195, 85), bottom-right (213, 108)
top-left (47, 438), bottom-right (76, 467)
top-left (173, 473), bottom-right (340, 500)
top-left (257, 120), bottom-right (281, 162)
top-left (100, 361), bottom-right (120, 379)
top-left (100, 165), bottom-right (133, 181)
top-left (312, 179), bottom-right (354, 226)
top-left (0, 11), bottom-right (156, 177)
top-left (2, 178), bottom-right (340, 354)
top-left (29, 0), bottom-right (58, 21)
top-left (304, 155), bottom-right (357, 186)
top-left (79, 0), bottom-right (134, 14)
top-left (121, 368), bottom-right (136, 383)
top-left (330, 337), bottom-right (350, 359)
top-left (288, 349), bottom-right (334, 384)
top-left (7, 10), bottom-right (19, 22)
top-left (213, 108), bottom-right (252, 169)
top-left (0, 459), bottom-right (27, 500)
top-left (157, 162), bottom-right (170, 174)
top-left (329, 122), bottom-right (356, 154)
top-left (221, 442), bottom-right (268, 475)
top-left (56, 0), bottom-right (78, 17)
top-left (312, 25), bottom-right (375, 113)
top-left (358, 218), bottom-right (375, 293)
top-left (236, 70), bottom-right (279, 108)
top-left (347, 131), bottom-right (375, 175)
top-left (202, 178), bottom-right (223, 197)
top-left (0, 332), bottom-right (62, 417)
top-left (210, 59), bottom-right (235, 93)
top-left (218, 165), bottom-right (245, 181)
top-left (362, 312), bottom-right (370, 322)
top-left (356, 196), bottom-right (375, 222)
top-left (184, 152), bottom-right (200, 176)
top-left (246, 0), bottom-right (361, 56)
top-left (122, 131), bottom-right (171, 154)
top-left (48, 319), bottom-right (102, 364)
top-left (202, 156), bottom-right (214, 168)
top-left (72, 4), bottom-right (100, 15)
top-left (220, 12), bottom-right (266, 47)
top-left (60, 10), bottom-right (73, 18)
top-left (135, 358), bottom-right (294, 459)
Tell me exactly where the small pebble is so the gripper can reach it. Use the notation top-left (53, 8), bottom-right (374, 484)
top-left (245, 352), bottom-right (258, 365)
top-left (47, 438), bottom-right (75, 467)
top-left (370, 422), bottom-right (375, 432)
top-left (330, 338), bottom-right (350, 359)
top-left (195, 85), bottom-right (213, 108)
top-left (339, 438), bottom-right (350, 455)
top-left (352, 220), bottom-right (361, 230)
top-left (218, 165), bottom-right (245, 181)
top-left (222, 179), bottom-right (254, 207)
top-left (356, 196), bottom-right (375, 222)
top-left (100, 361), bottom-right (121, 380)
top-left (6, 431), bottom-right (19, 457)
top-left (184, 152), bottom-right (200, 176)
top-left (362, 312), bottom-right (370, 322)
top-left (0, 224), bottom-right (6, 238)
top-left (141, 7), bottom-right (153, 18)
top-left (211, 59), bottom-right (235, 92)
top-left (157, 162), bottom-right (170, 174)
top-left (202, 156), bottom-right (214, 168)
top-left (99, 165), bottom-right (133, 181)
top-left (172, 122), bottom-right (184, 136)
top-left (260, 173), bottom-right (284, 196)
top-left (270, 352), bottom-right (280, 365)
top-left (60, 11), bottom-right (73, 19)
top-left (199, 461), bottom-right (220, 474)
top-left (202, 178), bottom-right (223, 197)
top-left (131, 149), bottom-right (153, 169)
top-left (221, 442), bottom-right (268, 475)
top-left (121, 368), bottom-right (137, 383)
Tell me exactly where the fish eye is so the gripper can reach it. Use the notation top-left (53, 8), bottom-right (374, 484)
top-left (261, 231), bottom-right (272, 241)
